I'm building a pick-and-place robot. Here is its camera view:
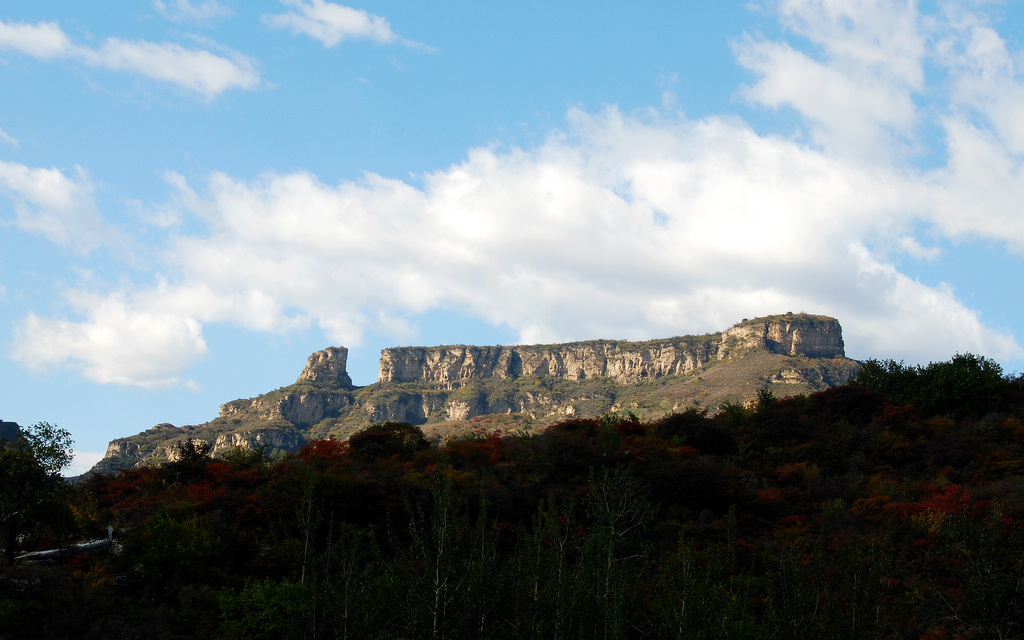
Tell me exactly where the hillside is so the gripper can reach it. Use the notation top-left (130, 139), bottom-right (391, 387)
top-left (8, 351), bottom-right (1023, 639)
top-left (91, 313), bottom-right (860, 473)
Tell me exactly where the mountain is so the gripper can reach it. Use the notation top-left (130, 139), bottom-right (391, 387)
top-left (0, 420), bottom-right (20, 443)
top-left (90, 313), bottom-right (861, 474)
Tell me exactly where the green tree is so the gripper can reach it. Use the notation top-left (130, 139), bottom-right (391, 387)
top-left (161, 437), bottom-right (213, 484)
top-left (122, 509), bottom-right (226, 595)
top-left (854, 354), bottom-right (1006, 417)
top-left (0, 421), bottom-right (73, 563)
top-left (220, 578), bottom-right (310, 640)
top-left (348, 421), bottom-right (431, 461)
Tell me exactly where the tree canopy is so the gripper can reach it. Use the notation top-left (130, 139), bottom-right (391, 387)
top-left (0, 421), bottom-right (73, 563)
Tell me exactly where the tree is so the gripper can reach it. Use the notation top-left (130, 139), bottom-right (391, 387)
top-left (161, 437), bottom-right (213, 484)
top-left (0, 421), bottom-right (73, 563)
top-left (348, 422), bottom-right (431, 461)
top-left (854, 354), bottom-right (1007, 417)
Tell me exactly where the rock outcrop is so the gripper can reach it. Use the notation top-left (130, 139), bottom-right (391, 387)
top-left (91, 313), bottom-right (859, 474)
top-left (720, 314), bottom-right (844, 358)
top-left (0, 421), bottom-right (21, 443)
top-left (380, 314), bottom-right (844, 386)
top-left (220, 389), bottom-right (353, 427)
top-left (297, 347), bottom-right (353, 387)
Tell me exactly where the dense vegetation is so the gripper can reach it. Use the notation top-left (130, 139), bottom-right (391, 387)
top-left (3, 354), bottom-right (1024, 639)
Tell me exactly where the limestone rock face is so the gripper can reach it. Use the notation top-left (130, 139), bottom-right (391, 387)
top-left (92, 312), bottom-right (855, 474)
top-left (360, 392), bottom-right (450, 424)
top-left (378, 341), bottom-right (717, 386)
top-left (104, 439), bottom-right (145, 460)
top-left (720, 315), bottom-right (844, 358)
top-left (379, 314), bottom-right (844, 386)
top-left (210, 428), bottom-right (305, 454)
top-left (220, 389), bottom-right (353, 427)
top-left (297, 347), bottom-right (353, 387)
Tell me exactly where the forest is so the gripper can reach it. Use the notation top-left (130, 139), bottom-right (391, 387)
top-left (2, 353), bottom-right (1024, 639)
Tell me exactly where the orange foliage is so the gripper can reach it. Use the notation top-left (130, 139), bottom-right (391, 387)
top-left (297, 437), bottom-right (350, 463)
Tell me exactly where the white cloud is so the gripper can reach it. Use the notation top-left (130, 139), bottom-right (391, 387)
top-left (152, 0), bottom-right (232, 23)
top-left (63, 450), bottom-right (105, 477)
top-left (0, 20), bottom-right (74, 58)
top-left (26, 103), bottom-right (1020, 387)
top-left (0, 161), bottom-right (107, 253)
top-left (845, 244), bottom-right (1019, 362)
top-left (0, 18), bottom-right (259, 100)
top-left (13, 294), bottom-right (207, 389)
top-left (734, 0), bottom-right (924, 161)
top-left (265, 0), bottom-right (434, 50)
top-left (897, 236), bottom-right (940, 261)
top-left (14, 0), bottom-right (1024, 387)
top-left (926, 117), bottom-right (1024, 252)
top-left (84, 39), bottom-right (259, 100)
top-left (937, 13), bottom-right (1024, 156)
top-left (0, 126), bottom-right (18, 147)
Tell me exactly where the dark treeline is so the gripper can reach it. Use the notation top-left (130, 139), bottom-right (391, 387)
top-left (3, 354), bottom-right (1024, 639)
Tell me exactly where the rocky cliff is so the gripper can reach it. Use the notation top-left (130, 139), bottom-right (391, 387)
top-left (91, 313), bottom-right (859, 474)
top-left (296, 346), bottom-right (353, 387)
top-left (0, 421), bottom-right (20, 443)
top-left (720, 314), bottom-right (844, 358)
top-left (380, 313), bottom-right (844, 386)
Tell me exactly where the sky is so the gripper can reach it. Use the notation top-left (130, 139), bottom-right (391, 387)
top-left (3, 0), bottom-right (1024, 475)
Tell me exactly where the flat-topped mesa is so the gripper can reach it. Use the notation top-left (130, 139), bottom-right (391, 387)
top-left (379, 313), bottom-right (846, 386)
top-left (297, 346), bottom-right (353, 387)
top-left (722, 314), bottom-right (845, 358)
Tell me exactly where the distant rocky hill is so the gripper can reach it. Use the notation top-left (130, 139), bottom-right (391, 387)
top-left (0, 421), bottom-right (20, 443)
top-left (91, 313), bottom-right (861, 474)
top-left (380, 313), bottom-right (844, 385)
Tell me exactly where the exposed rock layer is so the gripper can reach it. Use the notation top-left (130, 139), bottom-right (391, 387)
top-left (380, 314), bottom-right (844, 386)
top-left (297, 347), bottom-right (353, 387)
top-left (92, 313), bottom-right (857, 474)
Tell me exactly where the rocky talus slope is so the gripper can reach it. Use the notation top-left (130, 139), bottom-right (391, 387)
top-left (91, 313), bottom-right (860, 474)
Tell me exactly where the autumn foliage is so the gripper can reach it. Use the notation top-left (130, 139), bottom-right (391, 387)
top-left (4, 355), bottom-right (1024, 639)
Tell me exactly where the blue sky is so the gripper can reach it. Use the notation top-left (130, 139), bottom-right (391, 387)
top-left (3, 1), bottom-right (1024, 475)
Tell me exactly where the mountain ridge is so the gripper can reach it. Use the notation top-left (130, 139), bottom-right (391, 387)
top-left (90, 313), bottom-right (860, 474)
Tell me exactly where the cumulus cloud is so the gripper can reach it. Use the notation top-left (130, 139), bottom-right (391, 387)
top-left (152, 0), bottom-right (232, 23)
top-left (154, 109), bottom-right (1015, 364)
top-left (0, 20), bottom-right (74, 58)
top-left (0, 126), bottom-right (19, 147)
top-left (735, 0), bottom-right (924, 161)
top-left (265, 0), bottom-right (434, 50)
top-left (0, 18), bottom-right (259, 100)
top-left (0, 161), bottom-right (107, 252)
top-left (925, 118), bottom-right (1024, 251)
top-left (13, 0), bottom-right (1024, 387)
top-left (13, 294), bottom-right (207, 388)
top-left (935, 8), bottom-right (1024, 156)
top-left (63, 450), bottom-right (105, 478)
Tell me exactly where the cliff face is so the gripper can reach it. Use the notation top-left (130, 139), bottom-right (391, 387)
top-left (296, 347), bottom-right (353, 387)
top-left (220, 389), bottom-right (353, 427)
top-left (378, 341), bottom-right (716, 386)
top-left (380, 314), bottom-right (844, 386)
top-left (91, 313), bottom-right (858, 474)
top-left (93, 423), bottom-right (307, 475)
top-left (0, 421), bottom-right (20, 443)
top-left (720, 315), bottom-right (844, 358)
